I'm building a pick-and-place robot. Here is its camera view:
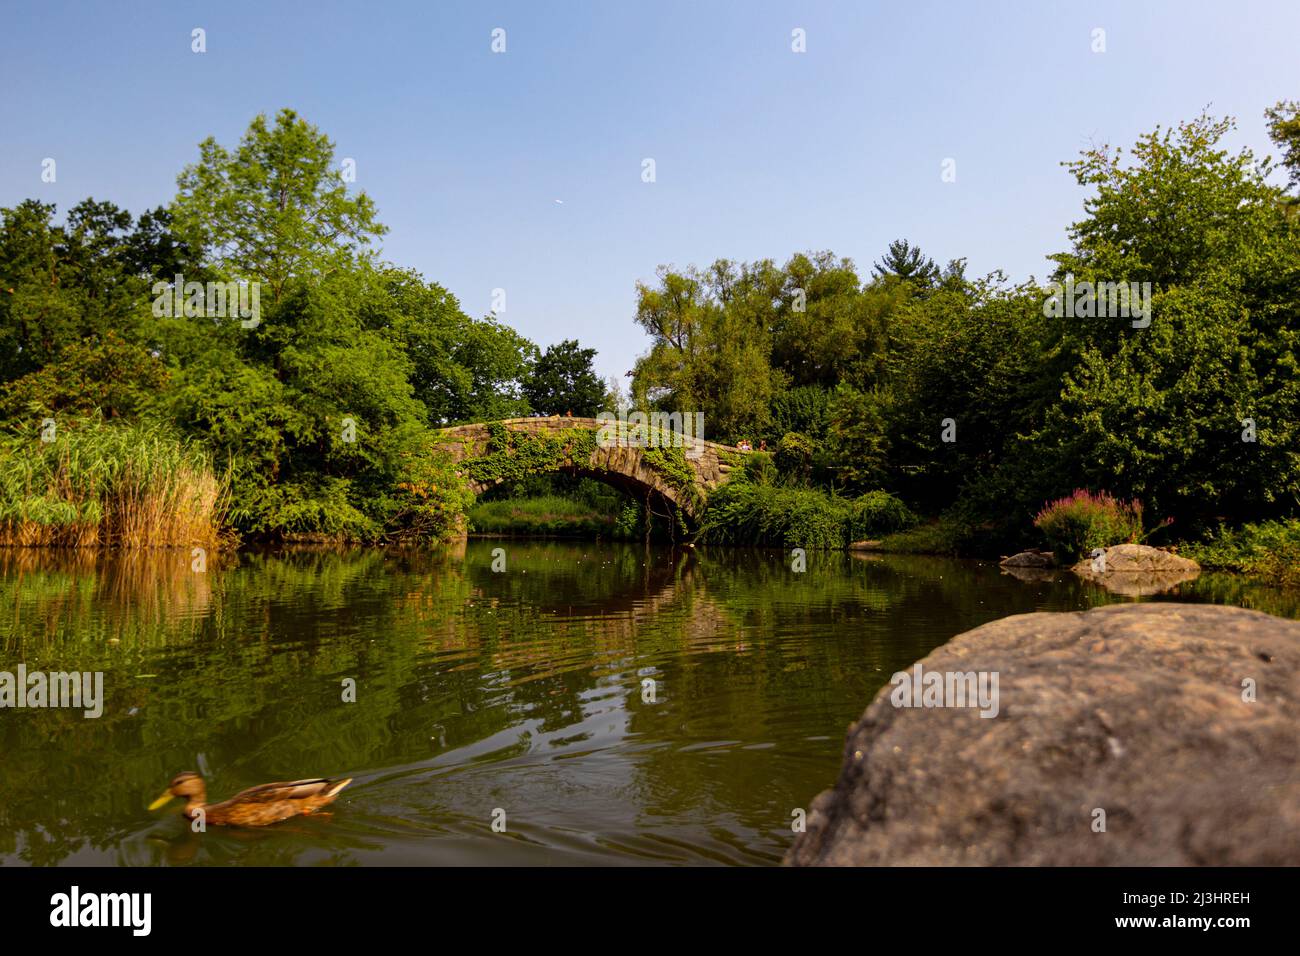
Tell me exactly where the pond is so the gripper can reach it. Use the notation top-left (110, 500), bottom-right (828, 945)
top-left (1, 542), bottom-right (1295, 866)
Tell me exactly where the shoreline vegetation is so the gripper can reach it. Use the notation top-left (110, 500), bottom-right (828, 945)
top-left (0, 417), bottom-right (225, 549)
top-left (2, 104), bottom-right (1299, 588)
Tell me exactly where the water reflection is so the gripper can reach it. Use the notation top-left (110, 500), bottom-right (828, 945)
top-left (1, 543), bottom-right (1295, 866)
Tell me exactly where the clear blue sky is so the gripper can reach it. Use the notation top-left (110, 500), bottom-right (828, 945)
top-left (2, 0), bottom-right (1297, 382)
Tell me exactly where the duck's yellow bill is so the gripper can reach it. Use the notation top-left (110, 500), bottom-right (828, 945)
top-left (148, 792), bottom-right (175, 811)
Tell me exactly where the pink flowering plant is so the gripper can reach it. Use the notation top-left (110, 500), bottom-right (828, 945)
top-left (1033, 489), bottom-right (1144, 564)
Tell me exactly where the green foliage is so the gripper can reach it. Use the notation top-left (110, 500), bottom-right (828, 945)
top-left (1033, 489), bottom-right (1144, 563)
top-left (768, 384), bottom-right (831, 442)
top-left (631, 262), bottom-right (774, 442)
top-left (1050, 113), bottom-right (1283, 290)
top-left (523, 339), bottom-right (606, 417)
top-left (638, 103), bottom-right (1300, 556)
top-left (870, 279), bottom-right (1058, 511)
top-left (376, 269), bottom-right (533, 425)
top-left (641, 441), bottom-right (704, 517)
top-left (613, 501), bottom-right (643, 539)
top-left (875, 519), bottom-right (972, 556)
top-left (741, 451), bottom-right (776, 486)
top-left (1265, 100), bottom-right (1300, 194)
top-left (469, 495), bottom-right (617, 537)
top-left (1020, 110), bottom-right (1300, 529)
top-left (872, 238), bottom-right (938, 287)
top-left (701, 462), bottom-right (913, 549)
top-left (773, 431), bottom-right (815, 484)
top-left (467, 474), bottom-right (638, 540)
top-left (0, 111), bottom-right (582, 545)
top-left (1181, 519), bottom-right (1300, 588)
top-left (0, 198), bottom-right (173, 384)
top-left (171, 108), bottom-right (386, 302)
top-left (701, 482), bottom-right (843, 549)
top-left (465, 425), bottom-right (599, 487)
top-left (848, 491), bottom-right (917, 538)
top-left (384, 440), bottom-right (474, 543)
top-left (0, 333), bottom-right (168, 421)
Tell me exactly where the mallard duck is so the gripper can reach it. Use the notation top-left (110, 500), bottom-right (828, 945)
top-left (148, 771), bottom-right (352, 827)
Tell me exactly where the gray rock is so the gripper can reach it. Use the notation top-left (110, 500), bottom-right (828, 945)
top-left (1072, 543), bottom-right (1202, 596)
top-left (999, 550), bottom-right (1057, 568)
top-left (1072, 542), bottom-right (1200, 574)
top-left (786, 603), bottom-right (1300, 866)
top-left (848, 540), bottom-right (883, 551)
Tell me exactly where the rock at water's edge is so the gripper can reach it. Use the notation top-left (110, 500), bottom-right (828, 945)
top-left (1072, 543), bottom-right (1201, 596)
top-left (848, 540), bottom-right (883, 551)
top-left (785, 603), bottom-right (1300, 866)
top-left (1072, 542), bottom-right (1200, 573)
top-left (999, 550), bottom-right (1056, 568)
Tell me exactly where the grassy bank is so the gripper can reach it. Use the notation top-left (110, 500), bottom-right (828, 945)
top-left (875, 519), bottom-right (970, 555)
top-left (469, 494), bottom-right (627, 538)
top-left (0, 418), bottom-right (226, 548)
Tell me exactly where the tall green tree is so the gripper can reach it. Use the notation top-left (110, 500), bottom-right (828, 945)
top-left (372, 268), bottom-right (533, 425)
top-left (523, 339), bottom-right (606, 416)
top-left (171, 108), bottom-right (386, 301)
top-left (1265, 99), bottom-right (1300, 192)
top-left (631, 262), bottom-right (785, 443)
top-left (1026, 110), bottom-right (1300, 526)
top-left (872, 239), bottom-right (939, 287)
top-left (159, 113), bottom-right (457, 539)
top-left (0, 198), bottom-right (159, 384)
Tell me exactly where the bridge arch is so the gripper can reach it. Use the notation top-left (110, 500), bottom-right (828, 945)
top-left (434, 416), bottom-right (743, 527)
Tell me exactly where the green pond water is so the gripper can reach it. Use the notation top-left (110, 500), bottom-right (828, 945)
top-left (1, 541), bottom-right (1295, 866)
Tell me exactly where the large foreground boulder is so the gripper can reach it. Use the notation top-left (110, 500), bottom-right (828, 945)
top-left (786, 603), bottom-right (1300, 865)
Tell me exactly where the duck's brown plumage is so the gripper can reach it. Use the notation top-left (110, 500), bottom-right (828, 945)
top-left (149, 772), bottom-right (352, 827)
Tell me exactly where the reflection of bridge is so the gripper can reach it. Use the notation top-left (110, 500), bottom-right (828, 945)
top-left (435, 416), bottom-right (745, 522)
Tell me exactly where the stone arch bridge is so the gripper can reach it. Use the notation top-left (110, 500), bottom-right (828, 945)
top-left (435, 416), bottom-right (744, 524)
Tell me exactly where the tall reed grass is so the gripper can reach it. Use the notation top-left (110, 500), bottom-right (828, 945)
top-left (0, 418), bottom-right (227, 548)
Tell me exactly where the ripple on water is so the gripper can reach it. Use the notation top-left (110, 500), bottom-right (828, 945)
top-left (2, 542), bottom-right (1294, 865)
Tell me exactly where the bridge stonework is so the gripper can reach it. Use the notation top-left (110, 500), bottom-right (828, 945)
top-left (434, 416), bottom-right (742, 523)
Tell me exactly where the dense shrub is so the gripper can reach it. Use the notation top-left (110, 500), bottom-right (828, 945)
top-left (848, 491), bottom-right (916, 538)
top-left (1182, 520), bottom-right (1300, 588)
top-left (702, 478), bottom-right (913, 550)
top-left (1034, 489), bottom-right (1143, 563)
top-left (740, 451), bottom-right (776, 485)
top-left (701, 482), bottom-right (840, 548)
top-left (768, 385), bottom-right (831, 442)
top-left (875, 519), bottom-right (972, 555)
top-left (773, 431), bottom-right (816, 484)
